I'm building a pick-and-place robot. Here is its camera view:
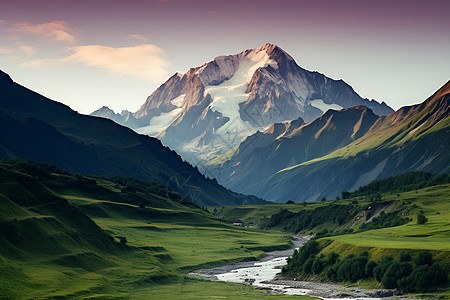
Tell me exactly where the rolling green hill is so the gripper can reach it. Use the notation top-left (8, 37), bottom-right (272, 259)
top-left (0, 161), bottom-right (303, 299)
top-left (214, 174), bottom-right (450, 296)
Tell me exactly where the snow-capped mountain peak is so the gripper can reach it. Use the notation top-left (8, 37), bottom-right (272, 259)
top-left (91, 43), bottom-right (394, 166)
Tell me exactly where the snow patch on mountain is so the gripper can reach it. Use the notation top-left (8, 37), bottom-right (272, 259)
top-left (171, 93), bottom-right (186, 107)
top-left (310, 99), bottom-right (343, 113)
top-left (204, 49), bottom-right (277, 140)
top-left (135, 94), bottom-right (185, 136)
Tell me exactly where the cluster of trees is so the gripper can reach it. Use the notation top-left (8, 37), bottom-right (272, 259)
top-left (2, 160), bottom-right (205, 210)
top-left (266, 203), bottom-right (411, 234)
top-left (98, 175), bottom-right (168, 198)
top-left (1, 159), bottom-right (68, 179)
top-left (342, 172), bottom-right (450, 199)
top-left (359, 211), bottom-right (410, 231)
top-left (266, 205), bottom-right (355, 233)
top-left (282, 240), bottom-right (447, 292)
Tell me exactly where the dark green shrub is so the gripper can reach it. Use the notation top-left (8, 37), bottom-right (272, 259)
top-left (373, 256), bottom-right (394, 281)
top-left (399, 252), bottom-right (412, 262)
top-left (417, 213), bottom-right (428, 224)
top-left (303, 257), bottom-right (314, 274)
top-left (415, 252), bottom-right (433, 266)
top-left (381, 261), bottom-right (412, 289)
top-left (312, 257), bottom-right (324, 274)
top-left (365, 260), bottom-right (377, 277)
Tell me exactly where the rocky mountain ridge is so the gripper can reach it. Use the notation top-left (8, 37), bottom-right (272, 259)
top-left (91, 43), bottom-right (393, 164)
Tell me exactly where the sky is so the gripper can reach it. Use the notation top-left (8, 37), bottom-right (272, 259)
top-left (0, 0), bottom-right (449, 114)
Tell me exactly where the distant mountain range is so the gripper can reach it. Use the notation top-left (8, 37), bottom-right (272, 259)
top-left (91, 43), bottom-right (393, 164)
top-left (0, 69), bottom-right (263, 206)
top-left (232, 80), bottom-right (450, 201)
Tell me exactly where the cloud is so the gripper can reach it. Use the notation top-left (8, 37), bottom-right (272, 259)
top-left (19, 45), bottom-right (35, 55)
top-left (21, 58), bottom-right (58, 69)
top-left (0, 20), bottom-right (6, 24)
top-left (64, 44), bottom-right (171, 82)
top-left (130, 34), bottom-right (148, 41)
top-left (9, 20), bottom-right (76, 43)
top-left (0, 47), bottom-right (13, 54)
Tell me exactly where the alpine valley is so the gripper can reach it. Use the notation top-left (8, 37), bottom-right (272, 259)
top-left (91, 43), bottom-right (448, 203)
top-left (1, 42), bottom-right (449, 300)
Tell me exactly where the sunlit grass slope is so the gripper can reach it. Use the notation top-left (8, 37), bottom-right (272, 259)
top-left (0, 163), bottom-right (309, 299)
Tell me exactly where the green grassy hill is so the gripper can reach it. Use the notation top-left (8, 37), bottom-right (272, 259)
top-left (0, 161), bottom-right (308, 299)
top-left (214, 174), bottom-right (450, 296)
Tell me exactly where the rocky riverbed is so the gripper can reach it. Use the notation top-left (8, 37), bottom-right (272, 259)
top-left (188, 235), bottom-right (412, 299)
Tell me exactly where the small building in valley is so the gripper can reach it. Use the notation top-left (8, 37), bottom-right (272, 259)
top-left (232, 219), bottom-right (244, 226)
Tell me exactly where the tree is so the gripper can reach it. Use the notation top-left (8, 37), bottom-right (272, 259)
top-left (373, 256), bottom-right (394, 281)
top-left (399, 252), bottom-right (412, 262)
top-left (417, 213), bottom-right (428, 224)
top-left (312, 257), bottom-right (324, 274)
top-left (119, 236), bottom-right (128, 245)
top-left (381, 261), bottom-right (412, 289)
top-left (341, 191), bottom-right (351, 199)
top-left (365, 260), bottom-right (377, 277)
top-left (415, 252), bottom-right (433, 266)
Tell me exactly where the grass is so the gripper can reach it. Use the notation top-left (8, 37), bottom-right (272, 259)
top-left (134, 277), bottom-right (317, 299)
top-left (68, 195), bottom-right (292, 271)
top-left (215, 201), bottom-right (330, 225)
top-left (1, 164), bottom-right (449, 298)
top-left (322, 184), bottom-right (450, 252)
top-left (0, 167), bottom-right (315, 299)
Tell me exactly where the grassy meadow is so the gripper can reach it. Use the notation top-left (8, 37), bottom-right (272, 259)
top-left (0, 163), bottom-right (318, 299)
top-left (1, 161), bottom-right (448, 299)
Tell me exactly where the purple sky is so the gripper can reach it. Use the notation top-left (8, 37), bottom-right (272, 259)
top-left (0, 0), bottom-right (449, 114)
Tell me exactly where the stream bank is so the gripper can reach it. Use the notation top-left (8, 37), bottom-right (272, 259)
top-left (188, 235), bottom-right (412, 299)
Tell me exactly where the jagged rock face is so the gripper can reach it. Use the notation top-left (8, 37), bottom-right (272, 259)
top-left (90, 43), bottom-right (393, 164)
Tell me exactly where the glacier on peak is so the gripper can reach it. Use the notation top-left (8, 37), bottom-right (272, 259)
top-left (310, 99), bottom-right (343, 113)
top-left (204, 48), bottom-right (278, 139)
top-left (90, 43), bottom-right (394, 166)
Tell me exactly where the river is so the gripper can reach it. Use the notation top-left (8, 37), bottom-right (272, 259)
top-left (189, 236), bottom-right (408, 299)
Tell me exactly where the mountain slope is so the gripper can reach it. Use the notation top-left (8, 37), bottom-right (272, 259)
top-left (0, 166), bottom-right (132, 298)
top-left (207, 106), bottom-right (379, 191)
top-left (0, 69), bottom-right (263, 206)
top-left (245, 80), bottom-right (450, 202)
top-left (91, 43), bottom-right (393, 164)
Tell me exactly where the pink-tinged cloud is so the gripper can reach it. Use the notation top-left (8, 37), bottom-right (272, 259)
top-left (9, 20), bottom-right (76, 44)
top-left (0, 20), bottom-right (6, 24)
top-left (19, 45), bottom-right (35, 55)
top-left (21, 58), bottom-right (58, 69)
top-left (65, 44), bottom-right (171, 82)
top-left (0, 47), bottom-right (13, 54)
top-left (129, 34), bottom-right (148, 41)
